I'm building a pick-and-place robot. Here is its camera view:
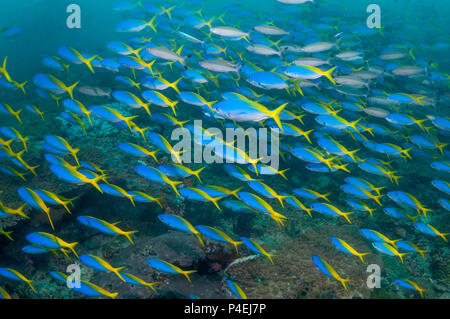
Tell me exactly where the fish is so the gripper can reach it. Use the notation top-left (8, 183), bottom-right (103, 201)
top-left (158, 214), bottom-right (204, 246)
top-left (311, 202), bottom-right (354, 224)
top-left (18, 187), bottom-right (55, 230)
top-left (312, 255), bottom-right (352, 292)
top-left (146, 259), bottom-right (196, 283)
top-left (0, 268), bottom-right (35, 292)
top-left (79, 254), bottom-right (126, 281)
top-left (77, 216), bottom-right (138, 244)
top-left (33, 74), bottom-right (78, 99)
top-left (394, 280), bottom-right (427, 299)
top-left (119, 273), bottom-right (159, 293)
top-left (195, 225), bottom-right (243, 254)
top-left (119, 143), bottom-right (159, 162)
top-left (372, 241), bottom-right (409, 264)
top-left (135, 165), bottom-right (182, 196)
top-left (237, 191), bottom-right (287, 227)
top-left (50, 271), bottom-right (118, 299)
top-left (330, 237), bottom-right (370, 263)
top-left (359, 229), bottom-right (400, 248)
top-left (25, 232), bottom-right (78, 257)
top-left (0, 0), bottom-right (448, 301)
top-left (240, 237), bottom-right (277, 264)
top-left (226, 280), bottom-right (247, 299)
top-left (414, 223), bottom-right (449, 242)
top-left (0, 287), bottom-right (11, 299)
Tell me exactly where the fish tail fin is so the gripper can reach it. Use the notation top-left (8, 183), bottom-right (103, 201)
top-left (278, 195), bottom-right (291, 208)
top-left (421, 207), bottom-right (432, 220)
top-left (0, 56), bottom-right (6, 74)
top-left (146, 16), bottom-right (157, 33)
top-left (322, 192), bottom-right (332, 202)
top-left (210, 195), bottom-right (225, 211)
top-left (109, 292), bottom-right (119, 299)
top-left (340, 278), bottom-right (352, 292)
top-left (202, 99), bottom-right (216, 113)
top-left (182, 270), bottom-right (197, 283)
top-left (337, 163), bottom-right (351, 173)
top-left (17, 204), bottom-right (30, 219)
top-left (66, 81), bottom-right (79, 99)
top-left (0, 56), bottom-right (10, 81)
top-left (358, 252), bottom-right (370, 264)
top-left (141, 103), bottom-right (152, 117)
top-left (28, 164), bottom-right (40, 177)
top-left (146, 282), bottom-right (159, 293)
top-left (266, 253), bottom-right (278, 265)
top-left (409, 48), bottom-right (416, 60)
top-left (418, 249), bottom-right (430, 260)
top-left (162, 5), bottom-right (175, 20)
top-left (11, 107), bottom-right (23, 124)
top-left (195, 8), bottom-right (203, 17)
top-left (418, 288), bottom-right (427, 299)
top-left (392, 174), bottom-right (402, 186)
top-left (2, 230), bottom-right (13, 241)
top-left (132, 47), bottom-right (143, 58)
top-left (270, 103), bottom-right (288, 132)
top-left (278, 168), bottom-right (289, 180)
top-left (84, 55), bottom-right (98, 73)
top-left (28, 280), bottom-right (37, 293)
top-left (347, 149), bottom-right (360, 162)
top-left (342, 212), bottom-right (354, 224)
top-left (390, 239), bottom-right (402, 248)
top-left (68, 242), bottom-right (79, 258)
top-left (374, 186), bottom-right (385, 196)
top-left (398, 252), bottom-right (410, 264)
top-left (217, 12), bottom-right (226, 24)
top-left (21, 137), bottom-right (30, 152)
top-left (195, 231), bottom-right (205, 247)
top-left (115, 267), bottom-right (127, 282)
top-left (303, 129), bottom-right (314, 144)
top-left (231, 187), bottom-right (244, 199)
top-left (435, 142), bottom-right (447, 156)
top-left (176, 44), bottom-right (184, 57)
top-left (16, 81), bottom-right (27, 95)
top-left (233, 241), bottom-right (243, 255)
top-left (440, 232), bottom-right (449, 242)
top-left (304, 207), bottom-right (313, 218)
top-left (193, 167), bottom-right (205, 183)
top-left (204, 17), bottom-right (215, 29)
top-left (323, 66), bottom-right (337, 85)
top-left (170, 180), bottom-right (182, 196)
top-left (348, 118), bottom-right (361, 133)
top-left (402, 148), bottom-right (413, 160)
top-left (170, 100), bottom-right (178, 116)
top-left (128, 193), bottom-right (137, 207)
top-left (374, 194), bottom-right (383, 206)
top-left (169, 77), bottom-right (182, 94)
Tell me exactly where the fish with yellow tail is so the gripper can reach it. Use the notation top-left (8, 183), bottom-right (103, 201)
top-left (77, 216), bottom-right (139, 244)
top-left (312, 255), bottom-right (352, 292)
top-left (330, 237), bottom-right (370, 263)
top-left (241, 237), bottom-right (278, 264)
top-left (146, 259), bottom-right (197, 283)
top-left (0, 268), bottom-right (36, 292)
top-left (79, 254), bottom-right (126, 281)
top-left (158, 214), bottom-right (204, 247)
top-left (26, 232), bottom-right (79, 258)
top-left (395, 280), bottom-right (427, 298)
